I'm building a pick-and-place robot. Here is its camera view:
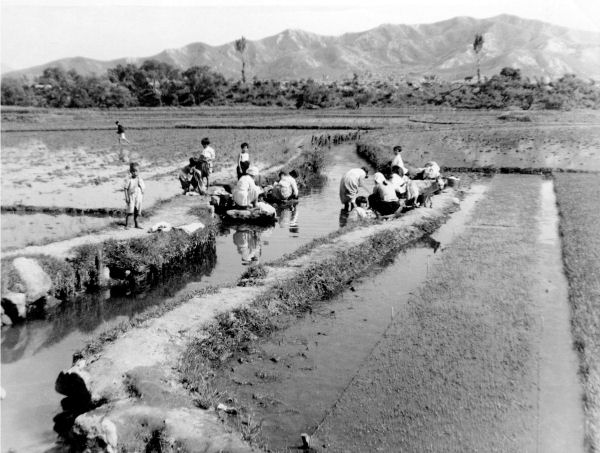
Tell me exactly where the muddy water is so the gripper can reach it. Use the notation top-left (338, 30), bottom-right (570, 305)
top-left (213, 185), bottom-right (487, 451)
top-left (535, 180), bottom-right (584, 452)
top-left (0, 144), bottom-right (370, 453)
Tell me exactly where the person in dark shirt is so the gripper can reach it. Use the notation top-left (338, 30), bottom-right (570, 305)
top-left (116, 121), bottom-right (130, 144)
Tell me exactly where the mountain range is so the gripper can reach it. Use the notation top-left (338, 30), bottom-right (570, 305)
top-left (4, 15), bottom-right (600, 81)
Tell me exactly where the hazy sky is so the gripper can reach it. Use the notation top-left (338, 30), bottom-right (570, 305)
top-left (2, 0), bottom-right (600, 71)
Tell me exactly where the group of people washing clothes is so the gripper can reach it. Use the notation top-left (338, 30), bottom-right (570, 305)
top-left (340, 145), bottom-right (444, 221)
top-left (178, 139), bottom-right (300, 210)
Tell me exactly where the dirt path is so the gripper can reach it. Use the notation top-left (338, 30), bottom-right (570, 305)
top-left (313, 175), bottom-right (584, 452)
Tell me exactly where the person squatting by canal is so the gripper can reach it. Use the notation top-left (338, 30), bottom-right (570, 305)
top-left (347, 196), bottom-right (376, 222)
top-left (233, 166), bottom-right (261, 208)
top-left (368, 172), bottom-right (403, 216)
top-left (123, 162), bottom-right (145, 229)
top-left (268, 170), bottom-right (299, 202)
top-left (237, 142), bottom-right (251, 179)
top-left (339, 167), bottom-right (370, 211)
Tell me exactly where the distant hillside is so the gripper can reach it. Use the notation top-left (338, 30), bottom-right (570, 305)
top-left (4, 15), bottom-right (600, 81)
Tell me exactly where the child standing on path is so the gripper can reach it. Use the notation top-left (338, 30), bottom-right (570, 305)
top-left (237, 142), bottom-right (251, 179)
top-left (116, 121), bottom-right (130, 144)
top-left (200, 137), bottom-right (216, 175)
top-left (123, 162), bottom-right (145, 229)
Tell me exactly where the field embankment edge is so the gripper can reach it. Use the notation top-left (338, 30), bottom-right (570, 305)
top-left (54, 189), bottom-right (463, 451)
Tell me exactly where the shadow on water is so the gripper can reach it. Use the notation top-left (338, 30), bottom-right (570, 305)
top-left (212, 185), bottom-right (487, 452)
top-left (0, 143), bottom-right (371, 453)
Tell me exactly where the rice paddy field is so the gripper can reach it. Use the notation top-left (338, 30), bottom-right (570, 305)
top-left (2, 106), bottom-right (600, 451)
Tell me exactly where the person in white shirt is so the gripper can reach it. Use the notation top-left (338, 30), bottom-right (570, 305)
top-left (200, 137), bottom-right (216, 174)
top-left (237, 142), bottom-right (251, 179)
top-left (271, 171), bottom-right (299, 201)
top-left (123, 162), bottom-right (145, 229)
top-left (391, 145), bottom-right (408, 175)
top-left (339, 167), bottom-right (369, 211)
top-left (389, 165), bottom-right (409, 197)
top-left (368, 172), bottom-right (402, 216)
top-left (347, 196), bottom-right (376, 222)
top-left (233, 166), bottom-right (261, 208)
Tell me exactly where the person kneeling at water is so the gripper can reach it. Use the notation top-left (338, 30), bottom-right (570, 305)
top-left (347, 196), bottom-right (376, 222)
top-left (233, 166), bottom-right (261, 208)
top-left (270, 170), bottom-right (299, 201)
top-left (368, 172), bottom-right (402, 216)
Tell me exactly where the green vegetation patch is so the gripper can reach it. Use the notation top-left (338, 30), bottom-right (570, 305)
top-left (554, 173), bottom-right (600, 452)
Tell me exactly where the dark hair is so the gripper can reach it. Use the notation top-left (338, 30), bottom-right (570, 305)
top-left (279, 171), bottom-right (287, 178)
top-left (393, 145), bottom-right (402, 152)
top-left (189, 157), bottom-right (196, 165)
top-left (115, 121), bottom-right (119, 124)
top-left (129, 162), bottom-right (139, 171)
top-left (361, 166), bottom-right (369, 177)
top-left (241, 142), bottom-right (249, 149)
top-left (356, 196), bottom-right (367, 205)
top-left (289, 170), bottom-right (299, 178)
top-left (391, 165), bottom-right (404, 176)
top-left (201, 137), bottom-right (210, 146)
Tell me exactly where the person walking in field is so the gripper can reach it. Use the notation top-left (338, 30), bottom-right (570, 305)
top-left (123, 162), bottom-right (145, 229)
top-left (237, 142), bottom-right (251, 179)
top-left (339, 167), bottom-right (369, 211)
top-left (200, 137), bottom-right (216, 175)
top-left (116, 121), bottom-right (130, 144)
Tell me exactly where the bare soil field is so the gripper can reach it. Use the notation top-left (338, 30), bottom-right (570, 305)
top-left (2, 107), bottom-right (599, 452)
top-left (360, 123), bottom-right (600, 172)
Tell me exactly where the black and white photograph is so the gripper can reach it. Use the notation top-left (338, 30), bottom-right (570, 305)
top-left (1, 0), bottom-right (599, 451)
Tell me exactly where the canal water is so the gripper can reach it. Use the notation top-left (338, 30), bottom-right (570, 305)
top-left (0, 144), bottom-right (370, 453)
top-left (210, 184), bottom-right (487, 451)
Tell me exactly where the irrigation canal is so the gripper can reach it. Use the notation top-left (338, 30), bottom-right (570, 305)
top-left (1, 144), bottom-right (370, 452)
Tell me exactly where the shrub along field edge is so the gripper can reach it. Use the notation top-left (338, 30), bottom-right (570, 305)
top-left (554, 172), bottom-right (600, 452)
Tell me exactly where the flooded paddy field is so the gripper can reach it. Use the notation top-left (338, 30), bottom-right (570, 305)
top-left (0, 144), bottom-right (372, 452)
top-left (209, 176), bottom-right (584, 452)
top-left (1, 107), bottom-right (598, 452)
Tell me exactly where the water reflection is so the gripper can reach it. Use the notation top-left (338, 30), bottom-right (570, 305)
top-left (1, 251), bottom-right (217, 364)
top-left (233, 225), bottom-right (262, 265)
top-left (277, 205), bottom-right (300, 235)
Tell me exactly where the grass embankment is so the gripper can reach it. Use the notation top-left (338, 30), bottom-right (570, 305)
top-left (555, 173), bottom-right (600, 452)
top-left (315, 175), bottom-right (548, 451)
top-left (1, 225), bottom-right (216, 304)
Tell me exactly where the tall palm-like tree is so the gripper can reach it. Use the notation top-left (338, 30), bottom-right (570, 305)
top-left (234, 36), bottom-right (247, 84)
top-left (473, 33), bottom-right (484, 83)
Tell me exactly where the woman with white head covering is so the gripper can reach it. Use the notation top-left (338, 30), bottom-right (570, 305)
top-left (368, 172), bottom-right (402, 216)
top-left (233, 166), bottom-right (261, 208)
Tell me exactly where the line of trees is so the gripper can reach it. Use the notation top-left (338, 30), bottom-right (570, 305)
top-left (2, 60), bottom-right (599, 110)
